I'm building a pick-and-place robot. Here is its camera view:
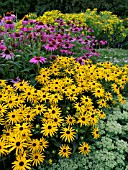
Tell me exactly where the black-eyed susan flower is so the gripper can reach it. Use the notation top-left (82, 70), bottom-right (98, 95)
top-left (28, 139), bottom-right (40, 152)
top-left (48, 105), bottom-right (62, 118)
top-left (13, 123), bottom-right (31, 136)
top-left (12, 153), bottom-right (31, 170)
top-left (34, 104), bottom-right (47, 115)
top-left (58, 144), bottom-right (71, 158)
top-left (60, 126), bottom-right (76, 143)
top-left (7, 135), bottom-right (27, 155)
top-left (0, 139), bottom-right (8, 157)
top-left (92, 127), bottom-right (100, 139)
top-left (6, 110), bottom-right (20, 125)
top-left (39, 137), bottom-right (49, 151)
top-left (65, 115), bottom-right (76, 126)
top-left (30, 150), bottom-right (45, 166)
top-left (78, 142), bottom-right (90, 156)
top-left (41, 122), bottom-right (58, 137)
top-left (77, 113), bottom-right (89, 127)
top-left (93, 87), bottom-right (105, 98)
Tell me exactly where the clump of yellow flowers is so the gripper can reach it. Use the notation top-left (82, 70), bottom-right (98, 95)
top-left (0, 56), bottom-right (128, 169)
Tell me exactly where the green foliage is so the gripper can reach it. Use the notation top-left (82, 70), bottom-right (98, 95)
top-left (35, 0), bottom-right (128, 18)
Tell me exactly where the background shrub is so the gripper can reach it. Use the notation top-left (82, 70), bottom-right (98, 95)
top-left (0, 0), bottom-right (128, 19)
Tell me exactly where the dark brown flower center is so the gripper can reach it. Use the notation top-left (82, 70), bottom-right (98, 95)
top-left (35, 57), bottom-right (41, 60)
top-left (19, 161), bottom-right (24, 166)
top-left (63, 149), bottom-right (66, 152)
top-left (35, 155), bottom-right (38, 159)
top-left (48, 126), bottom-right (52, 129)
top-left (6, 20), bottom-right (12, 24)
top-left (16, 142), bottom-right (20, 146)
top-left (33, 143), bottom-right (36, 146)
top-left (4, 49), bottom-right (10, 54)
top-left (66, 130), bottom-right (70, 134)
top-left (19, 127), bottom-right (23, 131)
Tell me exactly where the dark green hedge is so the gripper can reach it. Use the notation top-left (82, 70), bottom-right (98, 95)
top-left (0, 0), bottom-right (128, 19)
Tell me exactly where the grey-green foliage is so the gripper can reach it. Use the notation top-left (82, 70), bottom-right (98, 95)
top-left (40, 104), bottom-right (128, 170)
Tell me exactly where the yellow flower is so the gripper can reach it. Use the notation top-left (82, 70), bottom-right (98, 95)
top-left (30, 150), bottom-right (45, 167)
top-left (60, 126), bottom-right (76, 143)
top-left (92, 127), bottom-right (100, 139)
top-left (41, 122), bottom-right (58, 137)
top-left (12, 153), bottom-right (31, 170)
top-left (58, 144), bottom-right (71, 158)
top-left (78, 142), bottom-right (90, 156)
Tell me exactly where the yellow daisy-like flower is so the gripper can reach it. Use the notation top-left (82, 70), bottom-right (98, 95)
top-left (34, 104), bottom-right (47, 115)
top-left (39, 137), bottom-right (49, 151)
top-left (7, 134), bottom-right (27, 155)
top-left (92, 127), bottom-right (100, 139)
top-left (0, 139), bottom-right (8, 157)
top-left (58, 144), bottom-right (71, 158)
top-left (80, 96), bottom-right (93, 106)
top-left (77, 113), bottom-right (89, 127)
top-left (30, 150), bottom-right (45, 167)
top-left (60, 126), bottom-right (76, 143)
top-left (12, 153), bottom-right (31, 170)
top-left (28, 139), bottom-right (40, 152)
top-left (65, 115), bottom-right (76, 126)
top-left (78, 142), bottom-right (90, 156)
top-left (93, 87), bottom-right (105, 98)
top-left (41, 122), bottom-right (58, 137)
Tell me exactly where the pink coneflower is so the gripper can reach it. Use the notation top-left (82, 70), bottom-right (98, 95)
top-left (30, 56), bottom-right (47, 64)
top-left (11, 32), bottom-right (23, 40)
top-left (86, 35), bottom-right (95, 39)
top-left (0, 45), bottom-right (6, 51)
top-left (1, 49), bottom-right (14, 59)
top-left (10, 77), bottom-right (21, 84)
top-left (22, 17), bottom-right (29, 25)
top-left (49, 55), bottom-right (57, 61)
top-left (90, 49), bottom-right (100, 57)
top-left (75, 57), bottom-right (85, 65)
top-left (99, 40), bottom-right (107, 45)
top-left (62, 42), bottom-right (75, 49)
top-left (10, 11), bottom-right (16, 20)
top-left (4, 20), bottom-right (14, 30)
top-left (34, 22), bottom-right (47, 30)
top-left (0, 16), bottom-right (4, 26)
top-left (60, 49), bottom-right (69, 54)
top-left (4, 12), bottom-right (13, 21)
top-left (43, 43), bottom-right (58, 51)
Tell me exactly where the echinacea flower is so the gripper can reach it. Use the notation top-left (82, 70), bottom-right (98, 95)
top-left (43, 43), bottom-right (58, 51)
top-left (0, 49), bottom-right (14, 59)
top-left (30, 56), bottom-right (47, 64)
top-left (10, 77), bottom-right (21, 84)
top-left (4, 12), bottom-right (13, 21)
top-left (4, 20), bottom-right (14, 30)
top-left (22, 17), bottom-right (29, 25)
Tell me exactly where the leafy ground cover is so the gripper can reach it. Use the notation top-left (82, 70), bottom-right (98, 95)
top-left (95, 48), bottom-right (128, 65)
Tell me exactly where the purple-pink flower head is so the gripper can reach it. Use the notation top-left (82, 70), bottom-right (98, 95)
top-left (30, 56), bottom-right (47, 64)
top-left (99, 40), bottom-right (107, 45)
top-left (75, 57), bottom-right (85, 65)
top-left (4, 12), bottom-right (13, 21)
top-left (10, 77), bottom-right (21, 84)
top-left (22, 17), bottom-right (29, 25)
top-left (1, 49), bottom-right (14, 60)
top-left (4, 20), bottom-right (14, 30)
top-left (49, 55), bottom-right (57, 61)
top-left (43, 43), bottom-right (58, 51)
